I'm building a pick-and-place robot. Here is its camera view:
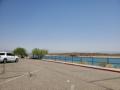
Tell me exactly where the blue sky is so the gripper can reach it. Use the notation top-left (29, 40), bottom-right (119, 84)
top-left (0, 0), bottom-right (120, 53)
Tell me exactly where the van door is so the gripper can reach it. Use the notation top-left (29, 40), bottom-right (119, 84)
top-left (7, 53), bottom-right (15, 61)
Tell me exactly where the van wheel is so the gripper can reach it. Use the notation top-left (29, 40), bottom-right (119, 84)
top-left (3, 58), bottom-right (7, 63)
top-left (15, 58), bottom-right (19, 63)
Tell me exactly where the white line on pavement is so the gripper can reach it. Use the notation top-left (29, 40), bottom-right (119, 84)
top-left (0, 70), bottom-right (40, 85)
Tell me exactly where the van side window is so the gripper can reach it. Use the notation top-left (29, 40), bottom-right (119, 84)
top-left (7, 53), bottom-right (14, 56)
top-left (0, 53), bottom-right (5, 55)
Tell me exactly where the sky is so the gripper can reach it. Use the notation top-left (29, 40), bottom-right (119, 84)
top-left (0, 0), bottom-right (120, 53)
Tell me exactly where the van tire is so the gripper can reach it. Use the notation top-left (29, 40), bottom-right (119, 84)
top-left (15, 58), bottom-right (19, 63)
top-left (3, 58), bottom-right (7, 63)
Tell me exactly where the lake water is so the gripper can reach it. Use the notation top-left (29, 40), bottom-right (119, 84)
top-left (44, 56), bottom-right (120, 68)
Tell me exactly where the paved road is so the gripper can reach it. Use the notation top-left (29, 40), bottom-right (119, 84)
top-left (0, 59), bottom-right (120, 90)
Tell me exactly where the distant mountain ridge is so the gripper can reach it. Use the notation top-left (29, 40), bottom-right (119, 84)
top-left (48, 52), bottom-right (120, 57)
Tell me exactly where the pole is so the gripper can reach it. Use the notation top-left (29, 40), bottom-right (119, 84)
top-left (55, 56), bottom-right (56, 61)
top-left (2, 60), bottom-right (6, 74)
top-left (81, 57), bottom-right (82, 63)
top-left (107, 57), bottom-right (109, 64)
top-left (64, 56), bottom-right (66, 62)
top-left (92, 56), bottom-right (94, 65)
top-left (72, 56), bottom-right (73, 63)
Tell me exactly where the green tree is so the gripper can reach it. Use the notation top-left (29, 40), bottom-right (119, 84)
top-left (13, 47), bottom-right (27, 58)
top-left (32, 48), bottom-right (40, 58)
top-left (32, 48), bottom-right (48, 59)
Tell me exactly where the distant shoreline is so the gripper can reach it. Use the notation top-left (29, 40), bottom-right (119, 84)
top-left (48, 52), bottom-right (120, 57)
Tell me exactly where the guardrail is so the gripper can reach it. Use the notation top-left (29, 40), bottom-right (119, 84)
top-left (43, 55), bottom-right (120, 68)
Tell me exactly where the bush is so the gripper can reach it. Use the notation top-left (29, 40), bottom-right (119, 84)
top-left (32, 48), bottom-right (48, 59)
top-left (13, 47), bottom-right (27, 58)
top-left (105, 64), bottom-right (113, 68)
top-left (98, 62), bottom-right (107, 67)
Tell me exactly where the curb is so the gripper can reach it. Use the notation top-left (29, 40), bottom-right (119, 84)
top-left (43, 59), bottom-right (120, 73)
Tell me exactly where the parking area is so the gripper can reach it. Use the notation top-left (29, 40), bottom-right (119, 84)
top-left (0, 59), bottom-right (120, 90)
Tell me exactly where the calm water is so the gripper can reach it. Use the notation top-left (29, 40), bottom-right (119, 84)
top-left (44, 56), bottom-right (120, 68)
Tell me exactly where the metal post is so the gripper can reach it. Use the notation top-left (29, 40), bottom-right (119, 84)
top-left (59, 56), bottom-right (60, 61)
top-left (92, 57), bottom-right (94, 65)
top-left (64, 56), bottom-right (66, 62)
top-left (107, 57), bottom-right (109, 64)
top-left (55, 56), bottom-right (56, 61)
top-left (79, 57), bottom-right (81, 63)
top-left (2, 60), bottom-right (6, 74)
top-left (81, 57), bottom-right (82, 63)
top-left (72, 56), bottom-right (73, 63)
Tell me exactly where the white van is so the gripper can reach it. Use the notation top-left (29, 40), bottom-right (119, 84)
top-left (0, 52), bottom-right (19, 63)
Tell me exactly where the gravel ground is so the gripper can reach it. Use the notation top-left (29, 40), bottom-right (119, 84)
top-left (0, 59), bottom-right (120, 90)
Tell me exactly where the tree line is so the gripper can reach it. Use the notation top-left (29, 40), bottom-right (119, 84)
top-left (13, 47), bottom-right (48, 59)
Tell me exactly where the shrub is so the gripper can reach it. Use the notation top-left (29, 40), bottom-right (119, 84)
top-left (13, 47), bottom-right (27, 58)
top-left (32, 48), bottom-right (48, 59)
